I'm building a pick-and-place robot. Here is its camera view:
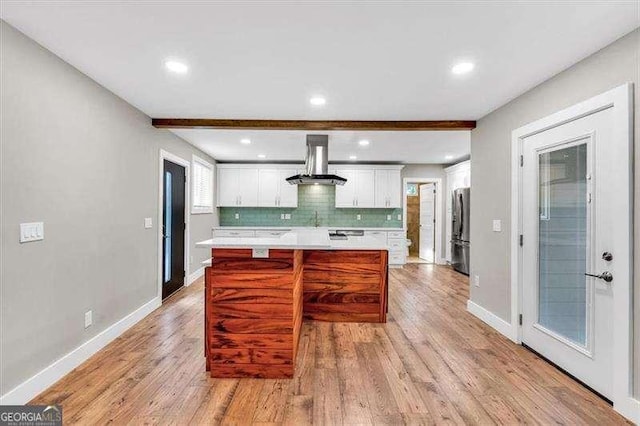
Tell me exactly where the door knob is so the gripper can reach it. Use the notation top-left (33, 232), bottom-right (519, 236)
top-left (585, 271), bottom-right (613, 283)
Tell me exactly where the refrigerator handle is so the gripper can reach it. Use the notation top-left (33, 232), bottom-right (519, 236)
top-left (459, 193), bottom-right (464, 238)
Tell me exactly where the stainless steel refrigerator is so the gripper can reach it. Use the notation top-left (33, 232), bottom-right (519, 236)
top-left (451, 187), bottom-right (470, 275)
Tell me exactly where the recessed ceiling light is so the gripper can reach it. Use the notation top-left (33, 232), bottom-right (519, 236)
top-left (309, 96), bottom-right (326, 106)
top-left (164, 60), bottom-right (189, 74)
top-left (257, 154), bottom-right (266, 159)
top-left (451, 62), bottom-right (474, 75)
top-left (349, 155), bottom-right (357, 160)
top-left (445, 154), bottom-right (454, 160)
top-left (240, 138), bottom-right (251, 145)
top-left (358, 140), bottom-right (370, 147)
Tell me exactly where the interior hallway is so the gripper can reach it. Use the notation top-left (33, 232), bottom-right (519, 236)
top-left (31, 265), bottom-right (630, 424)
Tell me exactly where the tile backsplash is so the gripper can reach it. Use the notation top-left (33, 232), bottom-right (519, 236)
top-left (219, 185), bottom-right (403, 228)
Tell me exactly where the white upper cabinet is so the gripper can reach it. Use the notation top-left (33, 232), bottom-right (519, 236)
top-left (219, 165), bottom-right (297, 208)
top-left (277, 169), bottom-right (299, 207)
top-left (217, 167), bottom-right (259, 207)
top-left (374, 169), bottom-right (402, 208)
top-left (332, 167), bottom-right (376, 208)
top-left (258, 168), bottom-right (298, 207)
top-left (219, 164), bottom-right (401, 209)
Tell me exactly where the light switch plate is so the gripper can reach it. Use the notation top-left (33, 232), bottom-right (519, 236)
top-left (285, 214), bottom-right (291, 220)
top-left (20, 222), bottom-right (44, 243)
top-left (84, 310), bottom-right (93, 328)
top-left (356, 214), bottom-right (361, 221)
top-left (144, 217), bottom-right (153, 229)
top-left (492, 220), bottom-right (502, 232)
top-left (473, 275), bottom-right (480, 287)
top-left (386, 215), bottom-right (391, 221)
top-left (252, 248), bottom-right (269, 258)
top-left (235, 213), bottom-right (240, 219)
top-left (397, 214), bottom-right (402, 221)
top-left (280, 214), bottom-right (285, 220)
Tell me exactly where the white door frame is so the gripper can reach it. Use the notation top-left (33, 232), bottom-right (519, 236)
top-left (158, 149), bottom-right (191, 301)
top-left (403, 177), bottom-right (444, 264)
top-left (510, 83), bottom-right (637, 421)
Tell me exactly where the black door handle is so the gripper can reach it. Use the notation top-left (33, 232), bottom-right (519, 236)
top-left (585, 271), bottom-right (613, 283)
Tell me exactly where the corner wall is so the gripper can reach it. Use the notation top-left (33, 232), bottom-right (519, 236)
top-left (469, 28), bottom-right (639, 397)
top-left (0, 21), bottom-right (217, 398)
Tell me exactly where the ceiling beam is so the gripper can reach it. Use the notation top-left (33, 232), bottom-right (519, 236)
top-left (151, 118), bottom-right (476, 131)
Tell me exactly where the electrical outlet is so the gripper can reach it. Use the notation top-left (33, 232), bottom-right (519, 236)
top-left (397, 214), bottom-right (402, 221)
top-left (492, 219), bottom-right (502, 232)
top-left (144, 218), bottom-right (153, 229)
top-left (356, 214), bottom-right (361, 221)
top-left (281, 213), bottom-right (285, 219)
top-left (234, 213), bottom-right (240, 219)
top-left (285, 214), bottom-right (291, 220)
top-left (20, 222), bottom-right (44, 243)
top-left (84, 310), bottom-right (93, 328)
top-left (386, 215), bottom-right (391, 221)
top-left (473, 275), bottom-right (480, 287)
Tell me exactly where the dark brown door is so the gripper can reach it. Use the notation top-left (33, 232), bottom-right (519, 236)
top-left (162, 159), bottom-right (186, 300)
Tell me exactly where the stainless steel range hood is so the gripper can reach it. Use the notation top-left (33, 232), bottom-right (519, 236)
top-left (286, 135), bottom-right (347, 185)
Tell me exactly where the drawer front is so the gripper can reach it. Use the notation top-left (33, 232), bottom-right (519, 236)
top-left (214, 230), bottom-right (256, 238)
top-left (389, 253), bottom-right (406, 265)
top-left (387, 231), bottom-right (406, 239)
top-left (255, 230), bottom-right (288, 238)
top-left (387, 238), bottom-right (406, 250)
top-left (365, 231), bottom-right (388, 244)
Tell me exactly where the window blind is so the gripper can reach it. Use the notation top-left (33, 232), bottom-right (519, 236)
top-left (192, 156), bottom-right (213, 213)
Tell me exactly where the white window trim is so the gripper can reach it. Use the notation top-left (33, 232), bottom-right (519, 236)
top-left (191, 155), bottom-right (214, 215)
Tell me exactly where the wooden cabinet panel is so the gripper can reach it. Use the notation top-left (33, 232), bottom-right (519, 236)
top-left (209, 303), bottom-right (294, 319)
top-left (210, 288), bottom-right (293, 304)
top-left (211, 318), bottom-right (293, 334)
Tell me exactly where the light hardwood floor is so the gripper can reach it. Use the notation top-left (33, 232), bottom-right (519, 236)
top-left (32, 264), bottom-right (630, 425)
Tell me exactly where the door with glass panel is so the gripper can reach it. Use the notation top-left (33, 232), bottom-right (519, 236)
top-left (162, 160), bottom-right (186, 300)
top-left (521, 107), bottom-right (616, 399)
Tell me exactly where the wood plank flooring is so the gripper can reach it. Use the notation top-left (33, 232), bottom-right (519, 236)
top-left (31, 264), bottom-right (630, 425)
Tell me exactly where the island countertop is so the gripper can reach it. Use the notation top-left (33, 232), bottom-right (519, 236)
top-left (196, 229), bottom-right (390, 251)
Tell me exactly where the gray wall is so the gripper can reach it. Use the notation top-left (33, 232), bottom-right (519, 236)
top-left (401, 164), bottom-right (447, 261)
top-left (0, 21), bottom-right (217, 395)
top-left (469, 28), bottom-right (639, 396)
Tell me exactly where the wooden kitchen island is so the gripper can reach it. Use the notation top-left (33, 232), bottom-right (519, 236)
top-left (198, 230), bottom-right (389, 378)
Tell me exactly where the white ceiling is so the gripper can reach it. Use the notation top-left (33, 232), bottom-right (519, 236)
top-left (170, 129), bottom-right (471, 163)
top-left (1, 1), bottom-right (637, 162)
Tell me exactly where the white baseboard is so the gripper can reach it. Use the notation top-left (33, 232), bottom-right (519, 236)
top-left (614, 396), bottom-right (640, 425)
top-left (0, 296), bottom-right (161, 405)
top-left (467, 300), bottom-right (518, 343)
top-left (186, 266), bottom-right (205, 286)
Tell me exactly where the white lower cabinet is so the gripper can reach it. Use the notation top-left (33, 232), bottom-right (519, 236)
top-left (213, 228), bottom-right (407, 266)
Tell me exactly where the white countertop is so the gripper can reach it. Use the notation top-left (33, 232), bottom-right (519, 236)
top-left (213, 226), bottom-right (405, 232)
top-left (197, 229), bottom-right (389, 250)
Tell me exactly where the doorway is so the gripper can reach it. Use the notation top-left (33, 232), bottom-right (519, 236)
top-left (512, 84), bottom-right (633, 416)
top-left (158, 150), bottom-right (190, 302)
top-left (404, 179), bottom-right (441, 264)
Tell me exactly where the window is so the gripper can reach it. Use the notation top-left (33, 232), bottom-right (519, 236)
top-left (192, 155), bottom-right (214, 214)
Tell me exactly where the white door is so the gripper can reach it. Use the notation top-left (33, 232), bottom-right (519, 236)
top-left (355, 169), bottom-right (375, 208)
top-left (237, 169), bottom-right (259, 207)
top-left (334, 169), bottom-right (356, 207)
top-left (419, 184), bottom-right (435, 262)
top-left (217, 168), bottom-right (239, 206)
top-left (521, 106), bottom-right (625, 399)
top-left (374, 170), bottom-right (388, 208)
top-left (278, 169), bottom-right (299, 207)
top-left (387, 170), bottom-right (402, 208)
top-left (258, 169), bottom-right (279, 207)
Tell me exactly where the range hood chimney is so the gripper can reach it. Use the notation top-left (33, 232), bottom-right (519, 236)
top-left (286, 135), bottom-right (347, 185)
